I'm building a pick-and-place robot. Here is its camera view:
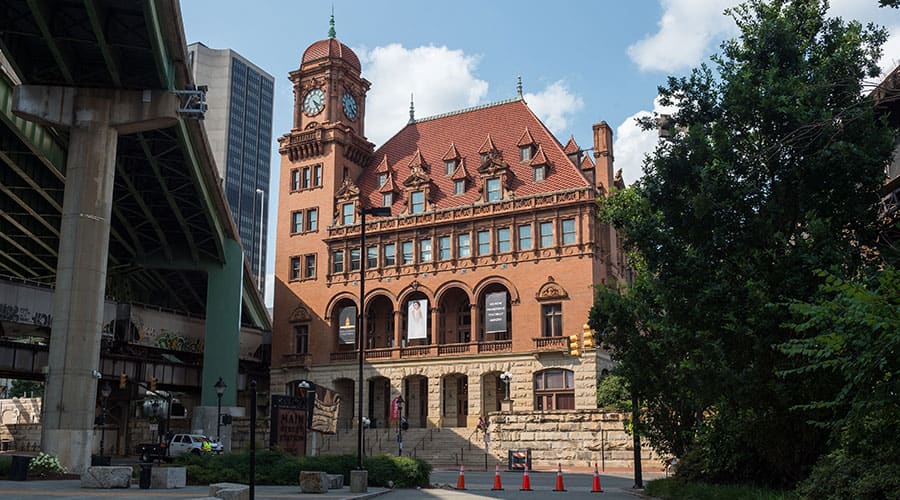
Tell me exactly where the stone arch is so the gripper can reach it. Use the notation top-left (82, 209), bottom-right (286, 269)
top-left (396, 280), bottom-right (436, 305)
top-left (434, 280), bottom-right (474, 304)
top-left (324, 291), bottom-right (359, 320)
top-left (473, 275), bottom-right (520, 305)
top-left (535, 276), bottom-right (569, 301)
top-left (363, 288), bottom-right (397, 309)
top-left (435, 283), bottom-right (472, 345)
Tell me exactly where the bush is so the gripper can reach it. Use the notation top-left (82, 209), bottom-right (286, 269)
top-left (176, 450), bottom-right (430, 488)
top-left (646, 477), bottom-right (795, 500)
top-left (597, 373), bottom-right (630, 411)
top-left (796, 450), bottom-right (900, 500)
top-left (28, 452), bottom-right (67, 478)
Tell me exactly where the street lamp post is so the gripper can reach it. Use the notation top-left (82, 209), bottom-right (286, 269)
top-left (357, 206), bottom-right (391, 470)
top-left (99, 381), bottom-right (111, 458)
top-left (396, 396), bottom-right (404, 456)
top-left (214, 377), bottom-right (226, 442)
top-left (255, 188), bottom-right (265, 295)
top-left (500, 371), bottom-right (512, 401)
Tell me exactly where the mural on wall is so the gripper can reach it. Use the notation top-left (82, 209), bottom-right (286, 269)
top-left (131, 308), bottom-right (205, 354)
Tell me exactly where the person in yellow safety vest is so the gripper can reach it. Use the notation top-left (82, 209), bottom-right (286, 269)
top-left (202, 439), bottom-right (212, 453)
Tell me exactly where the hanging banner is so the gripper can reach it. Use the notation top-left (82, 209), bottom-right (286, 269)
top-left (338, 306), bottom-right (357, 344)
top-left (407, 299), bottom-right (428, 339)
top-left (310, 386), bottom-right (341, 435)
top-left (484, 291), bottom-right (507, 333)
top-left (390, 396), bottom-right (402, 421)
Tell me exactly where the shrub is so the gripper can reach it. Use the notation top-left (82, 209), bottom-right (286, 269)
top-left (796, 450), bottom-right (900, 500)
top-left (646, 477), bottom-right (795, 500)
top-left (28, 453), bottom-right (67, 478)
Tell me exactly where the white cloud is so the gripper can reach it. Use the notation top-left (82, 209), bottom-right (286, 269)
top-left (613, 97), bottom-right (678, 185)
top-left (524, 81), bottom-right (584, 136)
top-left (629, 0), bottom-right (899, 74)
top-left (627, 0), bottom-right (737, 72)
top-left (358, 44), bottom-right (489, 146)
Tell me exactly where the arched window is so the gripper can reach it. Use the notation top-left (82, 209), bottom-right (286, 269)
top-left (534, 369), bottom-right (575, 410)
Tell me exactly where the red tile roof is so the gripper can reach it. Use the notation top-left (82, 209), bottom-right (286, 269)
top-left (302, 38), bottom-right (361, 71)
top-left (580, 154), bottom-right (595, 170)
top-left (359, 98), bottom-right (590, 211)
top-left (516, 128), bottom-right (536, 147)
top-left (563, 135), bottom-right (580, 154)
top-left (530, 145), bottom-right (549, 166)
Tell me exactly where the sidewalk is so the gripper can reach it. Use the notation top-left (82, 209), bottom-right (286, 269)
top-left (0, 480), bottom-right (389, 500)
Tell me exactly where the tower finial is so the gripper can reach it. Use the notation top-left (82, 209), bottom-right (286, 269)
top-left (408, 93), bottom-right (415, 124)
top-left (516, 75), bottom-right (523, 99)
top-left (328, 5), bottom-right (336, 38)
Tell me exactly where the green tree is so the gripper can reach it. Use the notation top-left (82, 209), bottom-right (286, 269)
top-left (8, 379), bottom-right (44, 398)
top-left (590, 0), bottom-right (894, 487)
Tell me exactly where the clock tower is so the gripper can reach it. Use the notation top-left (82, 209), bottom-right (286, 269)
top-left (274, 16), bottom-right (374, 374)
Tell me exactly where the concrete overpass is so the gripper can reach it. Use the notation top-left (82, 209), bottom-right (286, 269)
top-left (0, 0), bottom-right (270, 471)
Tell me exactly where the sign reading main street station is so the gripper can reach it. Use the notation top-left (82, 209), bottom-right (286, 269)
top-left (270, 394), bottom-right (313, 455)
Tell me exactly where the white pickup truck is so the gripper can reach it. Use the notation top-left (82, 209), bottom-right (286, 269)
top-left (137, 433), bottom-right (223, 462)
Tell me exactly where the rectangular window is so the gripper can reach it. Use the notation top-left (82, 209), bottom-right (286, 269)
top-left (401, 241), bottom-right (414, 264)
top-left (562, 218), bottom-right (576, 245)
top-left (518, 224), bottom-right (533, 250)
top-left (445, 160), bottom-right (456, 175)
top-left (291, 169), bottom-right (300, 191)
top-left (533, 166), bottom-right (545, 182)
top-left (350, 248), bottom-right (360, 271)
top-left (333, 250), bottom-right (344, 274)
top-left (342, 203), bottom-right (354, 225)
top-left (438, 236), bottom-right (451, 260)
top-left (420, 238), bottom-right (432, 262)
top-left (520, 146), bottom-right (532, 162)
top-left (366, 246), bottom-right (378, 269)
top-left (291, 211), bottom-right (303, 234)
top-left (302, 167), bottom-right (311, 189)
top-left (477, 230), bottom-right (490, 255)
top-left (486, 178), bottom-right (501, 202)
top-left (313, 165), bottom-right (322, 187)
top-left (290, 256), bottom-right (301, 280)
top-left (294, 324), bottom-right (309, 354)
top-left (410, 190), bottom-right (425, 214)
top-left (542, 303), bottom-right (563, 337)
top-left (497, 227), bottom-right (511, 253)
top-left (540, 221), bottom-right (554, 248)
top-left (304, 254), bottom-right (316, 278)
top-left (384, 243), bottom-right (396, 266)
top-left (454, 179), bottom-right (465, 195)
top-left (306, 208), bottom-right (318, 231)
top-left (458, 233), bottom-right (471, 258)
top-left (378, 173), bottom-right (387, 187)
top-left (382, 192), bottom-right (393, 207)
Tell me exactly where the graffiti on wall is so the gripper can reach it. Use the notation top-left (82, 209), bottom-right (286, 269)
top-left (131, 308), bottom-right (205, 354)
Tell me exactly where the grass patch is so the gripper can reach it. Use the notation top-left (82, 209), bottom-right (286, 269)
top-left (646, 478), bottom-right (796, 500)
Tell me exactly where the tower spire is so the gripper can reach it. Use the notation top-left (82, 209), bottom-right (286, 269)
top-left (516, 76), bottom-right (523, 99)
top-left (328, 5), bottom-right (336, 39)
top-left (408, 93), bottom-right (415, 124)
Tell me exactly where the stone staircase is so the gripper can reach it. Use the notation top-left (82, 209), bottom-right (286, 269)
top-left (318, 426), bottom-right (504, 469)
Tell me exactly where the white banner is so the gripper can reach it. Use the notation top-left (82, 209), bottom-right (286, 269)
top-left (407, 299), bottom-right (428, 340)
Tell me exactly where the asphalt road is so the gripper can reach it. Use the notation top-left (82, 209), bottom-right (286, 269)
top-left (408, 469), bottom-right (651, 499)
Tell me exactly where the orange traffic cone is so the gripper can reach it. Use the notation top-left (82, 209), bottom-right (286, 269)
top-left (456, 464), bottom-right (466, 490)
top-left (591, 462), bottom-right (603, 493)
top-left (553, 462), bottom-right (567, 492)
top-left (520, 464), bottom-right (533, 491)
top-left (492, 462), bottom-right (504, 490)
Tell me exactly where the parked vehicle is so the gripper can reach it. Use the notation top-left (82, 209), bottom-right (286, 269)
top-left (136, 433), bottom-right (223, 462)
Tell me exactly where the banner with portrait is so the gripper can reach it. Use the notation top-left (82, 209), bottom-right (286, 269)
top-left (407, 299), bottom-right (428, 340)
top-left (338, 306), bottom-right (357, 344)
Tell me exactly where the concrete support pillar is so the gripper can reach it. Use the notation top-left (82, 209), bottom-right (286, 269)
top-left (201, 238), bottom-right (243, 408)
top-left (12, 85), bottom-right (177, 474)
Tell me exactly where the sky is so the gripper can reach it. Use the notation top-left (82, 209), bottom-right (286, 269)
top-left (179, 0), bottom-right (900, 308)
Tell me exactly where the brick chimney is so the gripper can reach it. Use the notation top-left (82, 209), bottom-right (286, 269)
top-left (592, 121), bottom-right (614, 193)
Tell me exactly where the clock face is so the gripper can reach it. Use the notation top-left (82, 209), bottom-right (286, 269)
top-left (342, 92), bottom-right (358, 120)
top-left (303, 88), bottom-right (325, 116)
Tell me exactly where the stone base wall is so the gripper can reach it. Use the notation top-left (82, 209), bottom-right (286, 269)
top-left (229, 417), bottom-right (270, 452)
top-left (488, 410), bottom-right (662, 471)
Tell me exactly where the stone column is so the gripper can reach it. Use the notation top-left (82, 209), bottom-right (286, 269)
top-left (12, 85), bottom-right (177, 474)
top-left (429, 306), bottom-right (438, 345)
top-left (469, 304), bottom-right (480, 343)
top-left (393, 310), bottom-right (402, 348)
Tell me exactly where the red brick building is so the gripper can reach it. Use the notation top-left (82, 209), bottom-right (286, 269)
top-left (272, 32), bottom-right (624, 433)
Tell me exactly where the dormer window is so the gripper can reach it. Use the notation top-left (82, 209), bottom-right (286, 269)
top-left (454, 179), bottom-right (465, 195)
top-left (533, 165), bottom-right (546, 182)
top-left (445, 160), bottom-right (457, 175)
top-left (520, 145), bottom-right (533, 162)
top-left (480, 153), bottom-right (489, 164)
top-left (378, 173), bottom-right (388, 187)
top-left (410, 190), bottom-right (425, 214)
top-left (486, 178), bottom-right (501, 202)
top-left (341, 203), bottom-right (354, 225)
top-left (382, 192), bottom-right (393, 207)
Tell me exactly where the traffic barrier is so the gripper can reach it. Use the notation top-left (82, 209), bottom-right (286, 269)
top-left (492, 462), bottom-right (504, 490)
top-left (456, 464), bottom-right (466, 490)
top-left (591, 462), bottom-right (603, 493)
top-left (520, 464), bottom-right (533, 491)
top-left (553, 462), bottom-right (566, 492)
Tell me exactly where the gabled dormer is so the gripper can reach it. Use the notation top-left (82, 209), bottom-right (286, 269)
top-left (478, 134), bottom-right (499, 165)
top-left (530, 145), bottom-right (549, 182)
top-left (442, 143), bottom-right (461, 176)
top-left (516, 128), bottom-right (536, 162)
top-left (563, 135), bottom-right (581, 166)
top-left (334, 175), bottom-right (360, 226)
top-left (375, 155), bottom-right (398, 208)
top-left (402, 149), bottom-right (432, 215)
top-left (476, 135), bottom-right (512, 203)
top-left (579, 153), bottom-right (596, 185)
top-left (450, 157), bottom-right (470, 196)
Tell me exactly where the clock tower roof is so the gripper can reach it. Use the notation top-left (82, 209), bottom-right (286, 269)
top-left (302, 38), bottom-right (361, 72)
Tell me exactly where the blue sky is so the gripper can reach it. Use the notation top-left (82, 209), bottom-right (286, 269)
top-left (180, 1), bottom-right (899, 306)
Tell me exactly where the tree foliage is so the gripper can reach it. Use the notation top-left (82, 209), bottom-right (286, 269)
top-left (8, 379), bottom-right (44, 398)
top-left (590, 0), bottom-right (894, 487)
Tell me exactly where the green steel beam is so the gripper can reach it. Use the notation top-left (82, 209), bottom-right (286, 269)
top-left (115, 162), bottom-right (174, 262)
top-left (25, 0), bottom-right (75, 85)
top-left (0, 72), bottom-right (67, 177)
top-left (83, 0), bottom-right (122, 87)
top-left (201, 238), bottom-right (243, 407)
top-left (143, 0), bottom-right (174, 89)
top-left (137, 132), bottom-right (200, 264)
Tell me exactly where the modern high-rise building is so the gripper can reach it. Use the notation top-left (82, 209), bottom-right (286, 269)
top-left (187, 42), bottom-right (275, 294)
